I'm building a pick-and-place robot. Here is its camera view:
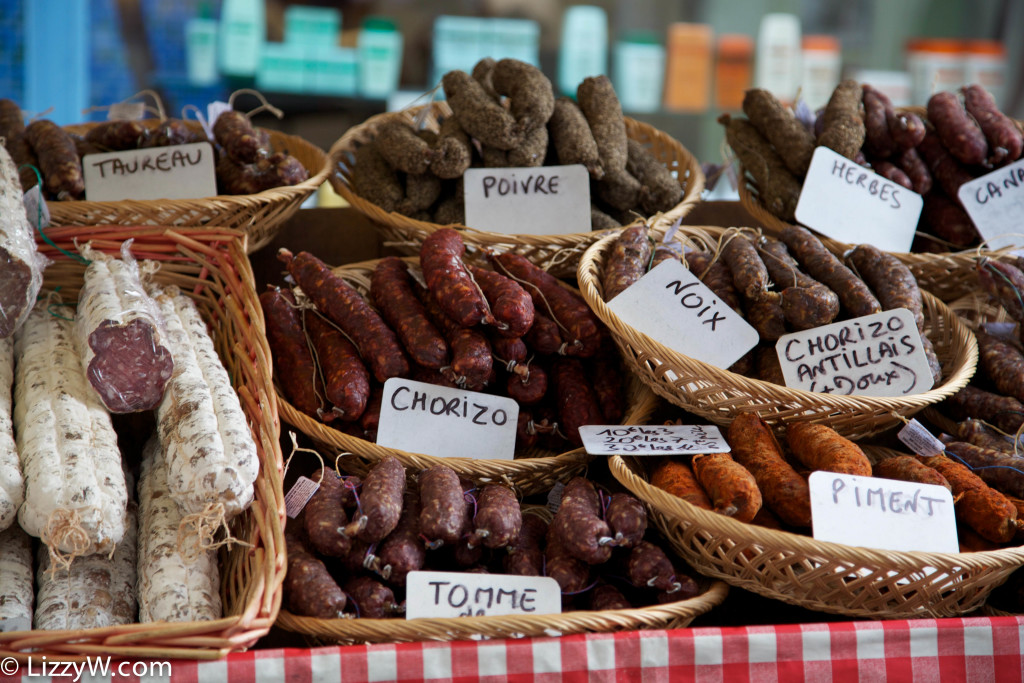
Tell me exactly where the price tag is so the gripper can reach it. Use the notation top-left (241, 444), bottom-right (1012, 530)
top-left (205, 101), bottom-right (233, 138)
top-left (607, 259), bottom-right (759, 371)
top-left (795, 146), bottom-right (923, 253)
top-left (958, 159), bottom-right (1024, 250)
top-left (897, 419), bottom-right (946, 457)
top-left (284, 476), bottom-right (320, 518)
top-left (546, 482), bottom-right (566, 513)
top-left (405, 571), bottom-right (561, 619)
top-left (463, 164), bottom-right (590, 235)
top-left (808, 471), bottom-right (958, 553)
top-left (775, 308), bottom-right (935, 397)
top-left (81, 142), bottom-right (217, 201)
top-left (22, 185), bottom-right (50, 230)
top-left (108, 101), bottom-right (146, 120)
top-left (377, 378), bottom-right (519, 460)
top-left (579, 424), bottom-right (729, 455)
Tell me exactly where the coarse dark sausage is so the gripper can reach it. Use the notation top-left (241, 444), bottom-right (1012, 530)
top-left (418, 465), bottom-right (467, 548)
top-left (259, 288), bottom-right (324, 420)
top-left (927, 91), bottom-right (988, 166)
top-left (468, 484), bottom-right (522, 549)
top-left (344, 455), bottom-right (407, 543)
top-left (780, 225), bottom-right (881, 317)
top-left (371, 257), bottom-right (448, 369)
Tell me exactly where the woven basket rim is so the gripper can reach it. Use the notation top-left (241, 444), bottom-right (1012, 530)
top-left (0, 225), bottom-right (287, 660)
top-left (326, 101), bottom-right (706, 246)
top-left (274, 578), bottom-right (729, 643)
top-left (274, 256), bottom-right (661, 489)
top-left (576, 228), bottom-right (979, 425)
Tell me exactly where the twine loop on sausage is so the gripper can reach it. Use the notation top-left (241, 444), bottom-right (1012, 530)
top-left (42, 509), bottom-right (92, 576)
top-left (177, 501), bottom-right (243, 563)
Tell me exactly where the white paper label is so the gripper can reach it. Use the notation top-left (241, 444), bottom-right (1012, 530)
top-left (775, 308), bottom-right (935, 397)
top-left (22, 185), bottom-right (50, 230)
top-left (463, 164), bottom-right (590, 235)
top-left (795, 146), bottom-right (923, 253)
top-left (108, 101), bottom-right (146, 120)
top-left (808, 471), bottom-right (958, 553)
top-left (82, 142), bottom-right (217, 201)
top-left (206, 101), bottom-right (233, 138)
top-left (958, 159), bottom-right (1024, 250)
top-left (284, 476), bottom-right (320, 518)
top-left (547, 482), bottom-right (566, 513)
top-left (607, 259), bottom-right (760, 371)
top-left (897, 419), bottom-right (946, 458)
top-left (405, 571), bottom-right (561, 619)
top-left (377, 378), bottom-right (519, 460)
top-left (579, 424), bottom-right (729, 455)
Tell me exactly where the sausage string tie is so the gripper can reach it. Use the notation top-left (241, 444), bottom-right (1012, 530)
top-left (42, 509), bottom-right (92, 576)
top-left (981, 258), bottom-right (1024, 322)
top-left (285, 290), bottom-right (341, 418)
top-left (488, 254), bottom-right (580, 346)
top-left (560, 580), bottom-right (599, 596)
top-left (22, 165), bottom-right (90, 266)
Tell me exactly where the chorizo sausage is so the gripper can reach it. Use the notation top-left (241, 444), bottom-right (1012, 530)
top-left (551, 358), bottom-right (605, 447)
top-left (259, 288), bottom-right (324, 420)
top-left (302, 468), bottom-right (352, 557)
top-left (303, 309), bottom-right (371, 421)
top-left (468, 265), bottom-right (535, 338)
top-left (420, 229), bottom-right (494, 328)
top-left (602, 224), bottom-right (653, 302)
top-left (371, 257), bottom-right (448, 369)
top-left (780, 225), bottom-right (881, 317)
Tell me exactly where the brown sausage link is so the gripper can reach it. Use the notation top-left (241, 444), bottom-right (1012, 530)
top-left (143, 119), bottom-right (203, 148)
top-left (374, 118), bottom-right (433, 175)
top-left (757, 238), bottom-right (819, 289)
top-left (895, 147), bottom-right (933, 195)
top-left (977, 258), bottom-right (1024, 323)
top-left (917, 130), bottom-right (975, 201)
top-left (544, 526), bottom-right (591, 595)
top-left (551, 477), bottom-right (613, 564)
top-left (627, 540), bottom-right (681, 592)
top-left (927, 91), bottom-right (989, 166)
top-left (24, 120), bottom-right (85, 199)
top-left (605, 493), bottom-right (647, 549)
top-left (339, 475), bottom-right (362, 510)
top-left (963, 84), bottom-right (1023, 165)
top-left (778, 284), bottom-right (841, 331)
top-left (945, 385), bottom-right (1024, 435)
top-left (492, 253), bottom-right (603, 357)
top-left (490, 334), bottom-right (528, 366)
top-left (421, 229), bottom-right (494, 327)
top-left (871, 160), bottom-right (913, 190)
top-left (280, 250), bottom-right (409, 382)
top-left (418, 465), bottom-right (467, 547)
top-left (873, 455), bottom-right (951, 489)
top-left (416, 285), bottom-right (493, 389)
top-left (602, 224), bottom-right (653, 302)
top-left (468, 265), bottom-right (535, 338)
top-left (727, 414), bottom-right (811, 527)
top-left (861, 85), bottom-right (897, 157)
top-left (303, 309), bottom-right (371, 421)
top-left (590, 349), bottom-right (626, 424)
top-left (720, 113), bottom-right (800, 222)
top-left (780, 225), bottom-right (881, 317)
top-left (343, 576), bottom-right (397, 619)
top-left (691, 452), bottom-right (763, 523)
top-left (958, 418), bottom-right (1022, 454)
top-left (920, 191), bottom-right (978, 247)
top-left (213, 110), bottom-right (267, 163)
top-left (371, 257), bottom-right (448, 369)
top-left (817, 80), bottom-right (866, 161)
top-left (360, 385), bottom-right (383, 441)
top-left (720, 234), bottom-right (771, 301)
top-left (431, 115), bottom-right (472, 180)
top-left (551, 358), bottom-right (604, 447)
top-left (524, 312), bottom-right (563, 355)
top-left (376, 490), bottom-right (426, 586)
top-left (516, 411), bottom-right (540, 450)
top-left (684, 251), bottom-right (743, 314)
top-left (503, 514), bottom-right (548, 576)
top-left (741, 88), bottom-right (816, 177)
top-left (284, 534), bottom-right (347, 618)
top-left (977, 331), bottom-right (1024, 403)
top-left (259, 289), bottom-right (324, 420)
top-left (943, 441), bottom-right (1024, 498)
top-left (84, 120), bottom-right (148, 150)
top-left (745, 297), bottom-right (787, 341)
top-left (590, 584), bottom-right (632, 610)
top-left (0, 99), bottom-right (24, 141)
top-left (887, 109), bottom-right (926, 150)
top-left (651, 245), bottom-right (682, 270)
top-left (507, 364), bottom-right (548, 405)
top-left (469, 485), bottom-right (522, 549)
top-left (346, 455), bottom-right (407, 543)
top-left (302, 468), bottom-right (352, 557)
top-left (410, 365), bottom-right (460, 389)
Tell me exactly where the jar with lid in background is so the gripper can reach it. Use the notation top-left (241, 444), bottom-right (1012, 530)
top-left (800, 35), bottom-right (841, 111)
top-left (754, 13), bottom-right (801, 103)
top-left (964, 40), bottom-right (1006, 107)
top-left (907, 38), bottom-right (964, 105)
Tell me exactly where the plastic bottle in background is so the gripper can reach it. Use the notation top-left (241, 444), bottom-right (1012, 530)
top-left (848, 69), bottom-right (913, 107)
top-left (964, 40), bottom-right (1006, 107)
top-left (558, 6), bottom-right (608, 96)
top-left (800, 35), bottom-right (840, 111)
top-left (613, 33), bottom-right (665, 113)
top-left (907, 38), bottom-right (964, 105)
top-left (358, 17), bottom-right (403, 99)
top-left (754, 13), bottom-right (802, 103)
top-left (218, 0), bottom-right (265, 77)
top-left (714, 34), bottom-right (753, 111)
top-left (663, 23), bottom-right (713, 113)
top-left (185, 2), bottom-right (219, 87)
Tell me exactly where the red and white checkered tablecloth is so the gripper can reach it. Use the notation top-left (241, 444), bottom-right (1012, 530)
top-left (9, 616), bottom-right (1014, 683)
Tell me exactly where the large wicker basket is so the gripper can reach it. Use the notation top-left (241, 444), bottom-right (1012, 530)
top-left (0, 226), bottom-right (285, 661)
top-left (609, 451), bottom-right (1024, 619)
top-left (328, 101), bottom-right (704, 278)
top-left (577, 228), bottom-right (978, 440)
top-left (275, 505), bottom-right (728, 645)
top-left (275, 256), bottom-right (658, 496)
top-left (49, 120), bottom-right (330, 252)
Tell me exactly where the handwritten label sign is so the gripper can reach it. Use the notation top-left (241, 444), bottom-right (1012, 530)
top-left (579, 424), bottom-right (729, 455)
top-left (958, 158), bottom-right (1024, 250)
top-left (82, 142), bottom-right (217, 201)
top-left (775, 308), bottom-right (935, 397)
top-left (284, 476), bottom-right (320, 519)
top-left (463, 164), bottom-right (590, 235)
top-left (607, 259), bottom-right (759, 371)
top-left (377, 378), bottom-right (518, 460)
top-left (809, 471), bottom-right (958, 553)
top-left (795, 146), bottom-right (923, 253)
top-left (406, 571), bottom-right (561, 619)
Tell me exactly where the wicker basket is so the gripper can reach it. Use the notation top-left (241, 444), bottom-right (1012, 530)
top-left (276, 256), bottom-right (659, 496)
top-left (0, 226), bottom-right (285, 661)
top-left (609, 452), bottom-right (1024, 619)
top-left (577, 228), bottom-right (979, 440)
top-left (327, 101), bottom-right (704, 278)
top-left (49, 120), bottom-right (330, 252)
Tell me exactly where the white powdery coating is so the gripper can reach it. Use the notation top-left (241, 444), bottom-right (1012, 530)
top-left (34, 504), bottom-right (138, 631)
top-left (0, 338), bottom-right (23, 530)
top-left (153, 285), bottom-right (258, 518)
top-left (137, 435), bottom-right (221, 623)
top-left (0, 144), bottom-right (45, 338)
top-left (13, 299), bottom-right (127, 554)
top-left (0, 525), bottom-right (33, 627)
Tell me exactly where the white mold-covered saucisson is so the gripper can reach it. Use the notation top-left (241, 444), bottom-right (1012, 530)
top-left (74, 242), bottom-right (174, 413)
top-left (14, 296), bottom-right (127, 556)
top-left (34, 504), bottom-right (138, 631)
top-left (0, 525), bottom-right (33, 631)
top-left (0, 144), bottom-right (45, 338)
top-left (137, 435), bottom-right (221, 623)
top-left (0, 338), bottom-right (23, 531)
top-left (151, 284), bottom-right (258, 520)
